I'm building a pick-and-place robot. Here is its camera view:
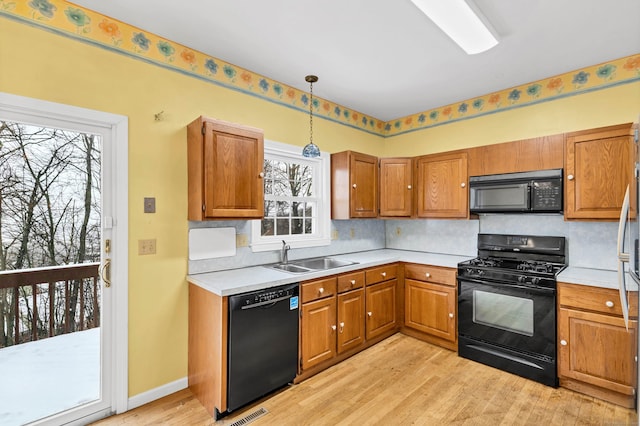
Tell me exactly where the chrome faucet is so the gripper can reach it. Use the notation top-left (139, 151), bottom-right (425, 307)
top-left (281, 240), bottom-right (291, 264)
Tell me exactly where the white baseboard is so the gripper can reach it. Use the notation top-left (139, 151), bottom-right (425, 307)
top-left (127, 377), bottom-right (188, 411)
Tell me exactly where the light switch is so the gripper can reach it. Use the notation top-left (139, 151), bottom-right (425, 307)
top-left (144, 197), bottom-right (156, 213)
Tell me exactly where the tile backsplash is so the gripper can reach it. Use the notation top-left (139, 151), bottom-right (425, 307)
top-left (188, 219), bottom-right (385, 274)
top-left (188, 214), bottom-right (619, 274)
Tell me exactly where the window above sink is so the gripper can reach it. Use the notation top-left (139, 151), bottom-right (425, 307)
top-left (251, 140), bottom-right (331, 252)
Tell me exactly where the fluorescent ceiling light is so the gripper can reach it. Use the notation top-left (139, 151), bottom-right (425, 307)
top-left (409, 0), bottom-right (499, 55)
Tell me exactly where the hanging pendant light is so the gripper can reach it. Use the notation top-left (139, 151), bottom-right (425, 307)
top-left (302, 75), bottom-right (321, 158)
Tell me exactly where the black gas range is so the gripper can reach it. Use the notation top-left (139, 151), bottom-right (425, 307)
top-left (457, 233), bottom-right (567, 387)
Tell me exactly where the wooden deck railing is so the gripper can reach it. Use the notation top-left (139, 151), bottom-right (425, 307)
top-left (0, 262), bottom-right (101, 348)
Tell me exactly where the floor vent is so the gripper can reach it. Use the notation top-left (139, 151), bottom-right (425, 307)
top-left (228, 407), bottom-right (268, 426)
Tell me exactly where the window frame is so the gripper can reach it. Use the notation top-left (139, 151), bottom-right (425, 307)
top-left (250, 139), bottom-right (331, 252)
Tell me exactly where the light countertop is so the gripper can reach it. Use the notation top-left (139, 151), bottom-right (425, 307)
top-left (187, 249), bottom-right (472, 296)
top-left (557, 266), bottom-right (639, 291)
top-left (187, 249), bottom-right (638, 296)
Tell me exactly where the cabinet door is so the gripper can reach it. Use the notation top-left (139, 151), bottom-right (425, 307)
top-left (350, 152), bottom-right (378, 218)
top-left (565, 123), bottom-right (635, 220)
top-left (405, 279), bottom-right (456, 342)
top-left (558, 307), bottom-right (637, 396)
top-left (202, 119), bottom-right (264, 218)
top-left (300, 298), bottom-right (336, 371)
top-left (379, 158), bottom-right (413, 217)
top-left (416, 151), bottom-right (468, 218)
top-left (365, 280), bottom-right (397, 340)
top-left (337, 289), bottom-right (365, 354)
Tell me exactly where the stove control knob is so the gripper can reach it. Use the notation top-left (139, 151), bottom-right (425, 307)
top-left (465, 268), bottom-right (474, 275)
top-left (531, 277), bottom-right (540, 285)
top-left (477, 270), bottom-right (484, 276)
top-left (517, 275), bottom-right (526, 283)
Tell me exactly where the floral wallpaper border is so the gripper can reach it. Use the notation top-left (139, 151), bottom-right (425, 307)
top-left (2, 0), bottom-right (639, 138)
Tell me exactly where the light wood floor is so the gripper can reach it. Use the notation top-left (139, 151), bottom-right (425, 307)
top-left (94, 334), bottom-right (638, 425)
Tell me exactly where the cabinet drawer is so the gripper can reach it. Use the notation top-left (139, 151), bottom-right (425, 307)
top-left (365, 264), bottom-right (398, 286)
top-left (301, 277), bottom-right (337, 303)
top-left (558, 282), bottom-right (638, 318)
top-left (337, 271), bottom-right (365, 293)
top-left (404, 264), bottom-right (456, 286)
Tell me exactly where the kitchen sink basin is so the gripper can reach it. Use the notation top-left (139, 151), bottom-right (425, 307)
top-left (270, 263), bottom-right (313, 273)
top-left (290, 257), bottom-right (357, 270)
top-left (268, 257), bottom-right (358, 274)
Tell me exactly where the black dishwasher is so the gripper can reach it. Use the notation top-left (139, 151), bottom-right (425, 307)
top-left (227, 282), bottom-right (299, 413)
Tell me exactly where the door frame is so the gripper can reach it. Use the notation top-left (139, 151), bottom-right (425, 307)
top-left (0, 92), bottom-right (129, 420)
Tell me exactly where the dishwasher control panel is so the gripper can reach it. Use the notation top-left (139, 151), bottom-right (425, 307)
top-left (229, 283), bottom-right (300, 310)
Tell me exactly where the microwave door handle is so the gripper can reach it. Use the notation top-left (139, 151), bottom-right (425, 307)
top-left (617, 185), bottom-right (631, 329)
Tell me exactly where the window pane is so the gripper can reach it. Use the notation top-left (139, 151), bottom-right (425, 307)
top-left (276, 201), bottom-right (290, 217)
top-left (276, 219), bottom-right (290, 235)
top-left (304, 219), bottom-right (312, 233)
top-left (304, 203), bottom-right (315, 217)
top-left (291, 219), bottom-right (304, 235)
top-left (261, 219), bottom-right (274, 236)
top-left (264, 200), bottom-right (275, 217)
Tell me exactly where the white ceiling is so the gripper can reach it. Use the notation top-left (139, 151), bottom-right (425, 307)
top-left (72, 0), bottom-right (640, 122)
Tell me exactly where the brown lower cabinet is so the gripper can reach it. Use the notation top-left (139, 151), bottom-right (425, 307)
top-left (558, 282), bottom-right (638, 408)
top-left (299, 265), bottom-right (398, 378)
top-left (403, 263), bottom-right (457, 351)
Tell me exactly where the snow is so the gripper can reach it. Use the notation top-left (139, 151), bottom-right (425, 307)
top-left (0, 328), bottom-right (100, 426)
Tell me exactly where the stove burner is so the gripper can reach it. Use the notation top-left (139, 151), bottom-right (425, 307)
top-left (468, 258), bottom-right (503, 268)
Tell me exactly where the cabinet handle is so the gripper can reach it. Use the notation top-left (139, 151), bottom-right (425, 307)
top-left (331, 325), bottom-right (337, 331)
top-left (560, 339), bottom-right (567, 346)
top-left (449, 313), bottom-right (454, 319)
top-left (567, 174), bottom-right (574, 181)
top-left (407, 185), bottom-right (412, 190)
top-left (425, 272), bottom-right (431, 278)
top-left (258, 172), bottom-right (264, 178)
top-left (605, 300), bottom-right (614, 308)
top-left (352, 183), bottom-right (357, 189)
top-left (339, 322), bottom-right (344, 333)
top-left (318, 287), bottom-right (324, 295)
top-left (460, 182), bottom-right (466, 188)
top-left (381, 272), bottom-right (386, 278)
top-left (367, 311), bottom-right (372, 317)
top-left (350, 279), bottom-right (356, 286)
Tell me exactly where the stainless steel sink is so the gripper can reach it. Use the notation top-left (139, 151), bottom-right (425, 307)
top-left (267, 257), bottom-right (358, 273)
top-left (290, 257), bottom-right (357, 270)
top-left (270, 263), bottom-right (313, 273)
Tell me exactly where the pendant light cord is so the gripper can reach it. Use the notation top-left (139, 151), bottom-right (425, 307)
top-left (309, 80), bottom-right (313, 146)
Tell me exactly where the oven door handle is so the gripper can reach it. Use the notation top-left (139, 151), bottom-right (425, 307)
top-left (616, 184), bottom-right (631, 330)
top-left (458, 278), bottom-right (556, 296)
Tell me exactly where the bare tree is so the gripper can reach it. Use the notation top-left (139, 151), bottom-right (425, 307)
top-left (0, 121), bottom-right (101, 345)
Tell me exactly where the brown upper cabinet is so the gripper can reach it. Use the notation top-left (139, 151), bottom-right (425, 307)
top-left (331, 151), bottom-right (378, 219)
top-left (379, 158), bottom-right (414, 217)
top-left (564, 123), bottom-right (636, 220)
top-left (187, 116), bottom-right (264, 220)
top-left (415, 151), bottom-right (468, 219)
top-left (467, 134), bottom-right (564, 177)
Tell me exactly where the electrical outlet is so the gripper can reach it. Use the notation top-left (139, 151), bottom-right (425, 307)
top-left (350, 228), bottom-right (355, 239)
top-left (236, 233), bottom-right (249, 247)
top-left (396, 227), bottom-right (402, 236)
top-left (138, 239), bottom-right (156, 255)
top-left (331, 230), bottom-right (339, 240)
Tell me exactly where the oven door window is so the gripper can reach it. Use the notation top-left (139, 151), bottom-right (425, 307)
top-left (473, 290), bottom-right (534, 336)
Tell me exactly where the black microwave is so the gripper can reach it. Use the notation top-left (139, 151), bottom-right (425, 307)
top-left (469, 169), bottom-right (563, 214)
